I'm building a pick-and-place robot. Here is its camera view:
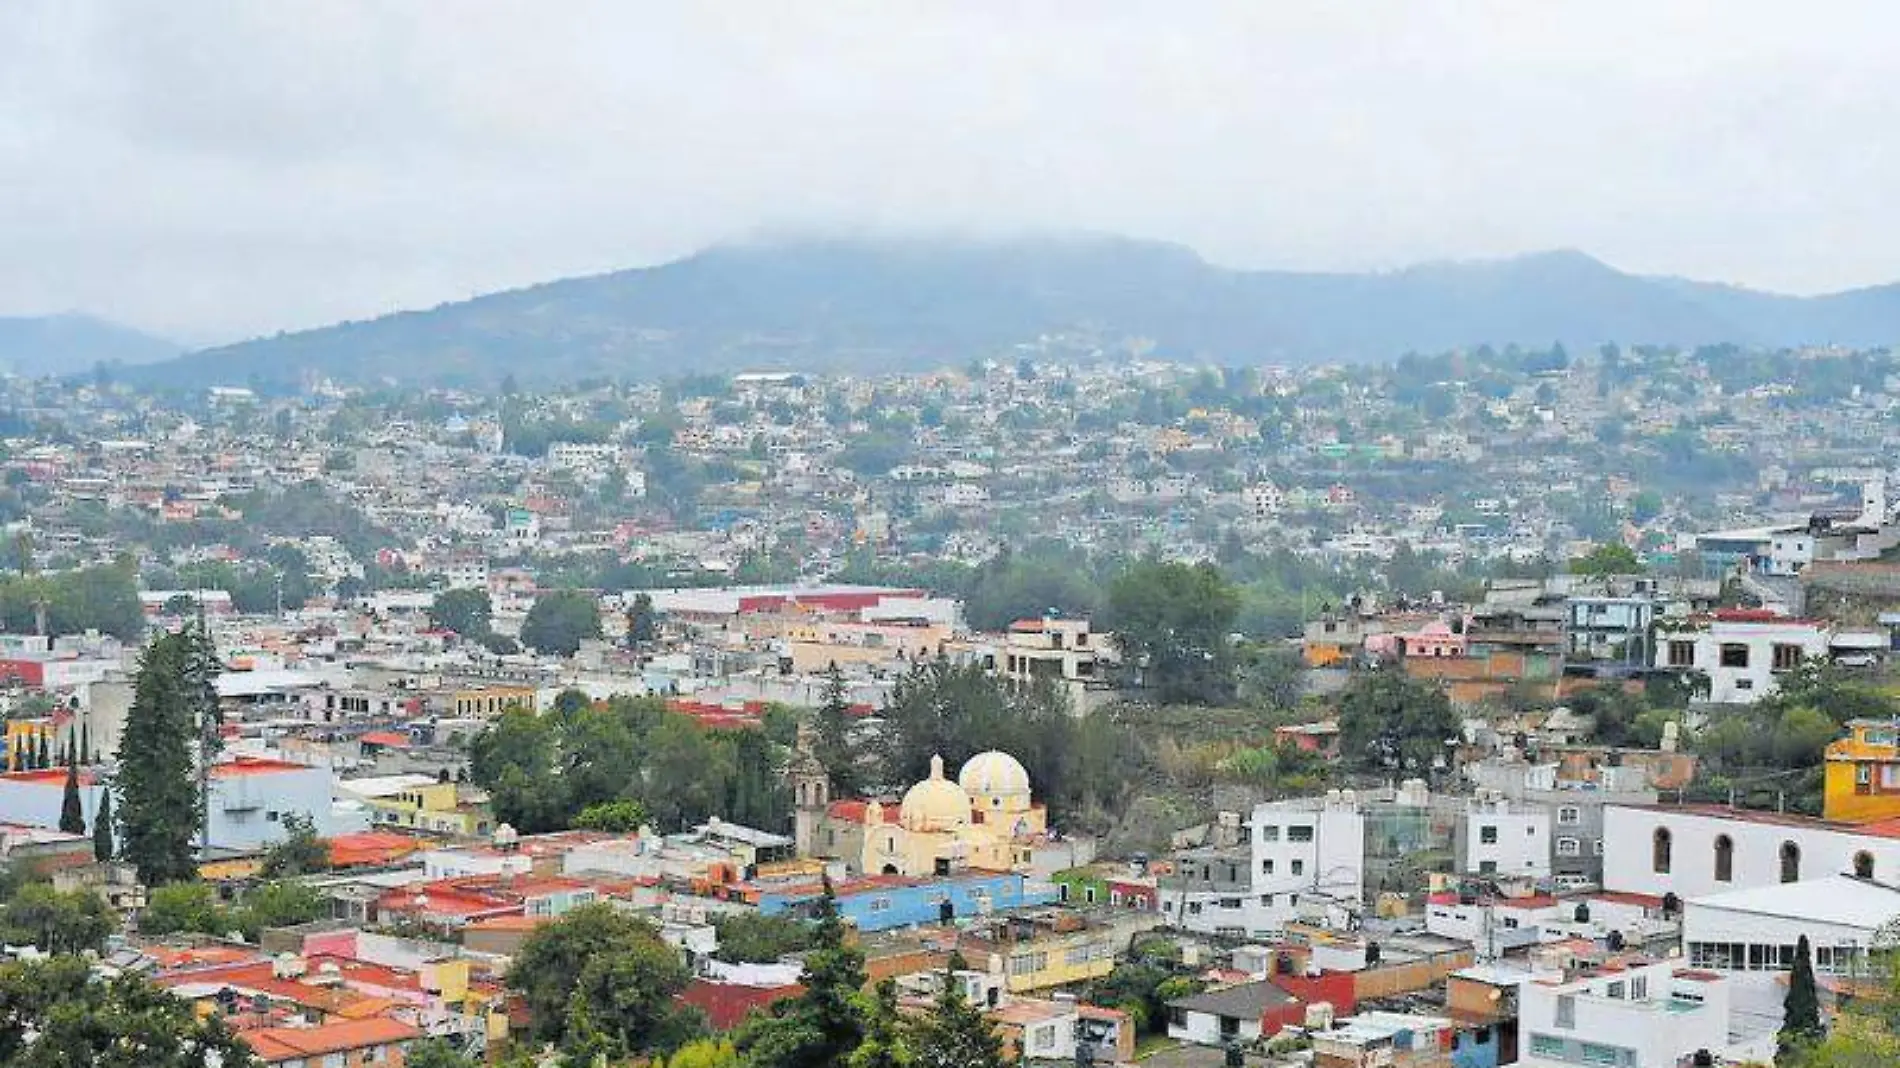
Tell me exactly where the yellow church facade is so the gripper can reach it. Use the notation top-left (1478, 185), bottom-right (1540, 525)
top-left (794, 748), bottom-right (1048, 878)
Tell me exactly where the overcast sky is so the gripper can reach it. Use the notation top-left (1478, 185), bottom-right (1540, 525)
top-left (2, 2), bottom-right (1895, 344)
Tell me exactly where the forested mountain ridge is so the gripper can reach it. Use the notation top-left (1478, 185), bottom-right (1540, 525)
top-left (133, 236), bottom-right (1900, 388)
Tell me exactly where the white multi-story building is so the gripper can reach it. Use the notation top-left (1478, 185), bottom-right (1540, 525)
top-left (1653, 611), bottom-right (1831, 704)
top-left (1602, 804), bottom-right (1900, 902)
top-left (1162, 794), bottom-right (1366, 937)
top-left (1517, 957), bottom-right (1743, 1068)
top-left (1454, 794), bottom-right (1552, 879)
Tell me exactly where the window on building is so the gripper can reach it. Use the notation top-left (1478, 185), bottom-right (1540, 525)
top-left (1631, 976), bottom-right (1647, 1000)
top-left (1555, 995), bottom-right (1576, 1029)
top-left (1286, 825), bottom-right (1313, 843)
top-left (1720, 644), bottom-right (1750, 668)
top-left (1858, 764), bottom-right (1874, 794)
top-left (1479, 860), bottom-right (1498, 874)
top-left (1780, 841), bottom-right (1801, 884)
top-left (1771, 643), bottom-right (1804, 672)
top-left (1258, 825), bottom-right (1280, 842)
top-left (1854, 851), bottom-right (1875, 879)
top-left (1606, 981), bottom-right (1625, 999)
top-left (1261, 859), bottom-right (1275, 874)
top-left (1557, 806), bottom-right (1581, 825)
top-left (1291, 860), bottom-right (1305, 876)
top-left (1668, 641), bottom-right (1696, 667)
top-left (1652, 828), bottom-right (1673, 874)
top-left (1579, 1043), bottom-right (1626, 1066)
top-left (1557, 837), bottom-right (1580, 857)
top-left (1480, 825), bottom-right (1498, 844)
top-left (1714, 835), bottom-right (1733, 883)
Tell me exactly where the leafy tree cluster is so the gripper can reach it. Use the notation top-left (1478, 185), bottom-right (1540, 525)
top-left (0, 560), bottom-right (144, 640)
top-left (0, 883), bottom-right (115, 955)
top-left (507, 903), bottom-right (703, 1062)
top-left (1106, 559), bottom-right (1241, 705)
top-left (259, 812), bottom-right (332, 878)
top-left (1335, 667), bottom-right (1462, 777)
top-left (1083, 941), bottom-right (1203, 1035)
top-left (1568, 542), bottom-right (1644, 577)
top-left (145, 544), bottom-right (314, 612)
top-left (734, 884), bottom-right (1009, 1068)
top-left (225, 480), bottom-right (396, 558)
top-left (1562, 686), bottom-right (1678, 750)
top-left (469, 695), bottom-right (788, 834)
top-left (139, 880), bottom-right (326, 942)
top-left (520, 589), bottom-right (605, 657)
top-left (711, 912), bottom-right (814, 964)
top-left (0, 956), bottom-right (261, 1067)
top-left (1686, 663), bottom-right (1895, 815)
top-left (873, 660), bottom-right (1143, 828)
top-left (429, 587), bottom-right (495, 640)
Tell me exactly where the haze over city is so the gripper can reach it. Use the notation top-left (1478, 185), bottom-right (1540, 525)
top-left (3, 1), bottom-right (1898, 341)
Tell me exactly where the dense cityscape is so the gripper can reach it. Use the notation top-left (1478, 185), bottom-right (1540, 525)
top-left (9, 5), bottom-right (1900, 1068)
top-left (0, 341), bottom-right (1897, 1066)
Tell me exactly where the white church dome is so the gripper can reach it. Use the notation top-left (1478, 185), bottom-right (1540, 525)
top-left (958, 750), bottom-right (1032, 813)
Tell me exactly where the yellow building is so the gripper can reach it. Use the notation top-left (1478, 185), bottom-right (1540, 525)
top-left (1823, 719), bottom-right (1900, 823)
top-left (975, 912), bottom-right (1122, 993)
top-left (4, 719), bottom-right (50, 771)
top-left (364, 781), bottom-right (493, 837)
top-left (452, 685), bottom-right (537, 718)
top-left (794, 749), bottom-right (1049, 877)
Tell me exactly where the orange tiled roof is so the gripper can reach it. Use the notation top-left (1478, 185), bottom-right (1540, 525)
top-left (242, 1016), bottom-right (420, 1063)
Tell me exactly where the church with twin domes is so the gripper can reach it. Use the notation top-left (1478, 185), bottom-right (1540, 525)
top-left (791, 741), bottom-right (1050, 877)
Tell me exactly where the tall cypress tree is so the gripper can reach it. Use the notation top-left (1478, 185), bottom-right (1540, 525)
top-left (183, 615), bottom-right (223, 752)
top-left (1779, 934), bottom-right (1823, 1062)
top-left (814, 663), bottom-right (860, 795)
top-left (80, 720), bottom-right (91, 764)
top-left (34, 731), bottom-right (49, 770)
top-left (92, 787), bottom-right (114, 862)
top-left (59, 761), bottom-right (85, 835)
top-left (738, 877), bottom-right (868, 1068)
top-left (115, 633), bottom-right (202, 886)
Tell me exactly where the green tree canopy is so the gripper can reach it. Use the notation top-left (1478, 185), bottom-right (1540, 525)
top-left (574, 798), bottom-right (649, 833)
top-left (1107, 560), bottom-right (1241, 705)
top-left (259, 812), bottom-right (332, 878)
top-left (0, 883), bottom-right (114, 956)
top-left (1336, 668), bottom-right (1460, 776)
top-left (1568, 542), bottom-right (1643, 577)
top-left (0, 956), bottom-right (261, 1067)
top-left (712, 912), bottom-right (814, 964)
top-left (520, 589), bottom-right (603, 656)
top-left (429, 588), bottom-right (493, 639)
top-left (508, 902), bottom-right (699, 1058)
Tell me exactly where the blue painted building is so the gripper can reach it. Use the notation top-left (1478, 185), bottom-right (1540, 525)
top-left (756, 870), bottom-right (1055, 933)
